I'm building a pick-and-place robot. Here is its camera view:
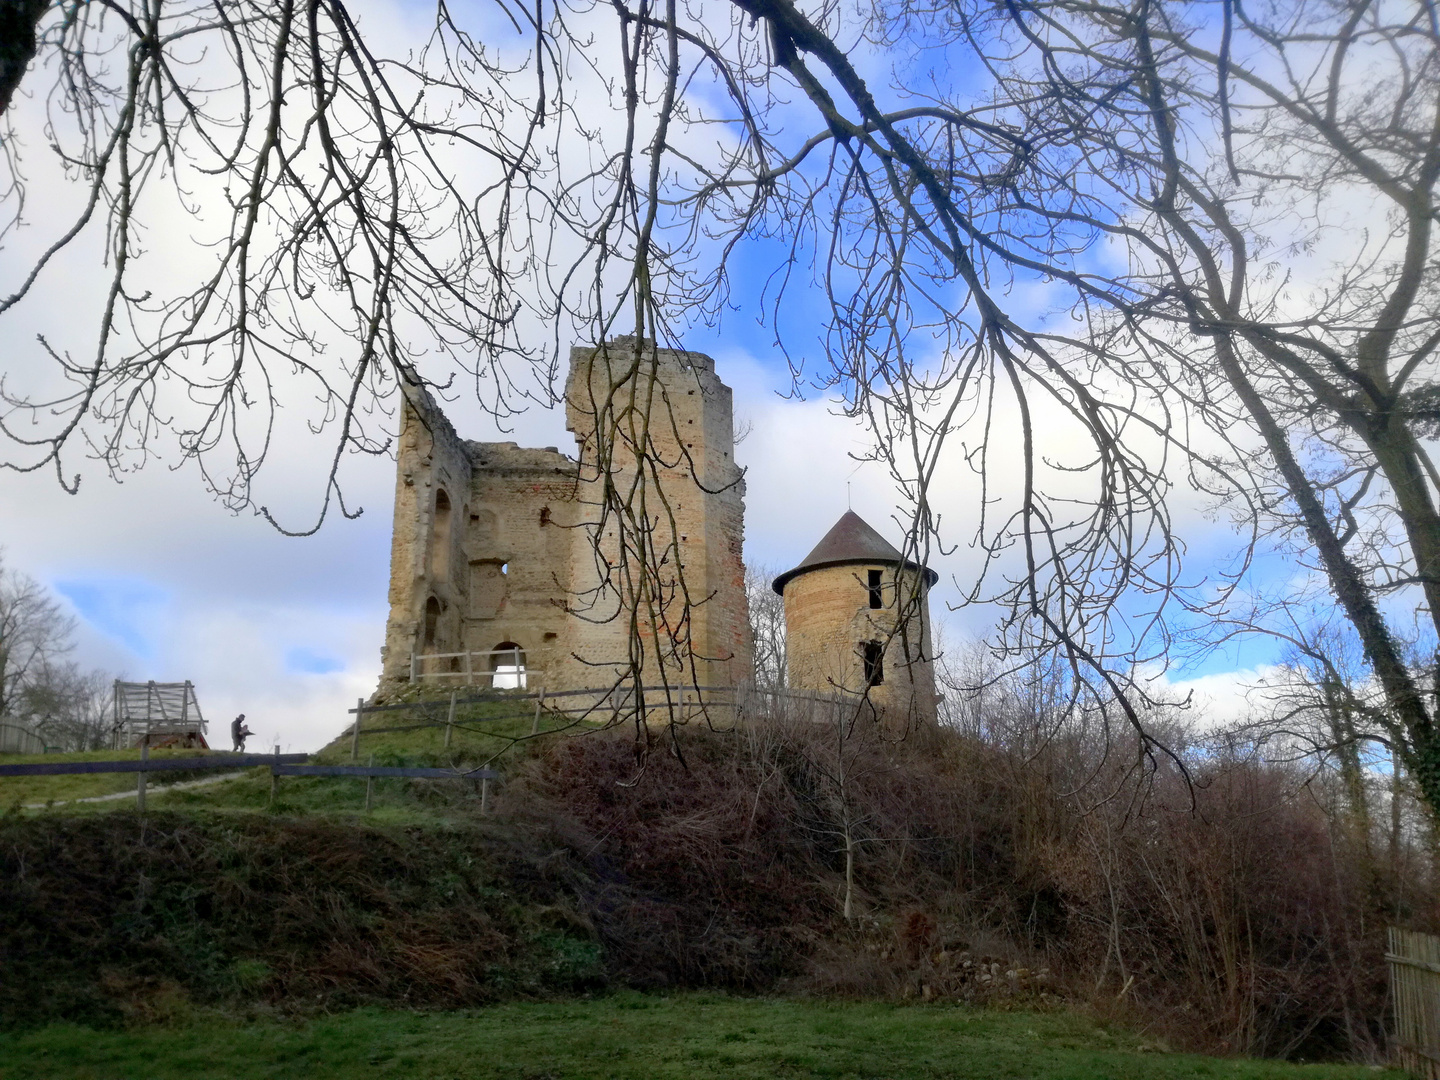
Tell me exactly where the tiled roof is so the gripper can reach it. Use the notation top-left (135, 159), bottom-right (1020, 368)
top-left (772, 511), bottom-right (937, 594)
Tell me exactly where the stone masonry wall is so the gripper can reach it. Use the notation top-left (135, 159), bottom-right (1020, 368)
top-left (456, 441), bottom-right (578, 689)
top-left (377, 340), bottom-right (752, 698)
top-left (379, 381), bottom-right (476, 685)
top-left (559, 338), bottom-right (752, 691)
top-left (783, 563), bottom-right (937, 725)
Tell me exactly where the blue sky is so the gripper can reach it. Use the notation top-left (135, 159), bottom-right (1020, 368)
top-left (53, 579), bottom-right (169, 659)
top-left (286, 649), bottom-right (348, 676)
top-left (0, 327), bottom-right (1285, 752)
top-left (0, 0), bottom-right (1305, 749)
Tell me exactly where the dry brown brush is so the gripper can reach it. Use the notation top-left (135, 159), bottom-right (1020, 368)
top-left (504, 711), bottom-right (1438, 1061)
top-left (1, 709), bottom-right (1435, 1063)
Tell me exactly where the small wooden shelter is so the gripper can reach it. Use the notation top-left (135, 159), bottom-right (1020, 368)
top-left (111, 680), bottom-right (208, 749)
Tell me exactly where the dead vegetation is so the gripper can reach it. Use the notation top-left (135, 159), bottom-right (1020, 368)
top-left (504, 712), bottom-right (1439, 1061)
top-left (1, 709), bottom-right (1434, 1064)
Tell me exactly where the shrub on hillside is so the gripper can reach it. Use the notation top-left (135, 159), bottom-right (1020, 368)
top-left (2, 705), bottom-right (1434, 1063)
top-left (0, 814), bottom-right (602, 1027)
top-left (504, 711), bottom-right (1437, 1061)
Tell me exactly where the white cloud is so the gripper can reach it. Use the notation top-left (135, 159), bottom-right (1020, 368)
top-left (0, 430), bottom-right (393, 751)
top-left (1158, 665), bottom-right (1287, 729)
top-left (0, 0), bottom-right (1309, 756)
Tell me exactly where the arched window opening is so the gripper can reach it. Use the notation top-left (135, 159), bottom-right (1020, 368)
top-left (431, 490), bottom-right (452, 583)
top-left (490, 641), bottom-right (527, 689)
top-left (423, 596), bottom-right (441, 650)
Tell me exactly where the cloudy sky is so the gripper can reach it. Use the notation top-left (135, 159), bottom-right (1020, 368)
top-left (0, 333), bottom-right (1275, 752)
top-left (0, 0), bottom-right (1284, 752)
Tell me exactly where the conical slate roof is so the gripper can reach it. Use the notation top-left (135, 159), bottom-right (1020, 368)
top-left (772, 511), bottom-right (938, 594)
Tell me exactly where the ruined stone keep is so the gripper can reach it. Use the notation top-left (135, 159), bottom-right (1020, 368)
top-left (378, 339), bottom-right (753, 695)
top-left (773, 511), bottom-right (939, 725)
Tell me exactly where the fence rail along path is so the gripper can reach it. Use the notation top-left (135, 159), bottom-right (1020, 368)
top-left (0, 752), bottom-right (498, 812)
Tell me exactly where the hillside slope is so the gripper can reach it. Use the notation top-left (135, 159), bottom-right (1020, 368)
top-left (2, 712), bottom-right (1432, 1066)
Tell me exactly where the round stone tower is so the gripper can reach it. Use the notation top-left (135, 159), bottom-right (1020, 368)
top-left (773, 511), bottom-right (939, 725)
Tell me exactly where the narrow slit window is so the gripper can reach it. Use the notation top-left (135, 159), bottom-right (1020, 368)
top-left (423, 596), bottom-right (441, 649)
top-left (862, 641), bottom-right (884, 687)
top-left (867, 569), bottom-right (883, 609)
top-left (431, 490), bottom-right (452, 583)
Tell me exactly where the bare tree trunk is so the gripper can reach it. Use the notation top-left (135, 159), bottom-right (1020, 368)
top-left (843, 823), bottom-right (854, 923)
top-left (1325, 676), bottom-right (1373, 846)
top-left (1211, 339), bottom-right (1440, 815)
top-left (0, 0), bottom-right (49, 114)
top-left (1392, 746), bottom-right (1405, 897)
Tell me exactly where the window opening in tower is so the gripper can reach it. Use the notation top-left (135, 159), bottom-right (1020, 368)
top-left (862, 641), bottom-right (884, 687)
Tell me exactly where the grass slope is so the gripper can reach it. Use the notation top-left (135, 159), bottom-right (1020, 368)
top-left (0, 995), bottom-right (1403, 1080)
top-left (0, 748), bottom-right (237, 807)
top-left (142, 695), bottom-right (592, 820)
top-left (312, 692), bottom-right (568, 764)
top-left (0, 692), bottom-right (585, 819)
top-left (0, 812), bottom-right (604, 1030)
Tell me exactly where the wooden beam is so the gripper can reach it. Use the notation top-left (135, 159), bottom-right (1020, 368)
top-left (0, 753), bottom-right (308, 777)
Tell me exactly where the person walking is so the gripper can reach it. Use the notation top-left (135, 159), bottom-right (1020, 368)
top-left (231, 713), bottom-right (253, 752)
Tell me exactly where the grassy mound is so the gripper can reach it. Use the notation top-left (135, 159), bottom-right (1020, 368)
top-left (3, 708), bottom-right (1432, 1066)
top-left (0, 811), bottom-right (602, 1030)
top-left (311, 690), bottom-right (581, 767)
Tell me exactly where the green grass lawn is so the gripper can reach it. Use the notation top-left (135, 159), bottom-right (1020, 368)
top-left (0, 994), bottom-right (1402, 1080)
top-left (0, 747), bottom-right (240, 807)
top-left (1, 693), bottom-right (594, 819)
top-left (311, 692), bottom-right (589, 767)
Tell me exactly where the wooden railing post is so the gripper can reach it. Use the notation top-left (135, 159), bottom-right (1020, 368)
top-left (481, 775), bottom-right (491, 815)
top-left (269, 745), bottom-right (280, 805)
top-left (445, 690), bottom-right (456, 749)
top-left (351, 697), bottom-right (364, 762)
top-left (364, 754), bottom-right (375, 812)
top-left (136, 739), bottom-right (148, 812)
top-left (532, 687), bottom-right (545, 735)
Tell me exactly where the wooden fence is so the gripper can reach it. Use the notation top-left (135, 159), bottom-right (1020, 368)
top-left (0, 751), bottom-right (497, 812)
top-left (343, 683), bottom-right (872, 761)
top-left (1389, 927), bottom-right (1440, 1078)
top-left (410, 646), bottom-right (541, 688)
